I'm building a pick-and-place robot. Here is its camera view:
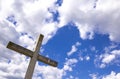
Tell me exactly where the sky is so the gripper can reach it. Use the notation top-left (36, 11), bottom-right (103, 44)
top-left (0, 0), bottom-right (120, 79)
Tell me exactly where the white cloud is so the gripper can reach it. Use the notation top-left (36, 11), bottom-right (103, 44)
top-left (0, 0), bottom-right (58, 64)
top-left (102, 50), bottom-right (120, 66)
top-left (33, 58), bottom-right (78, 79)
top-left (95, 49), bottom-right (120, 68)
top-left (90, 71), bottom-right (120, 79)
top-left (0, 20), bottom-right (20, 63)
top-left (79, 56), bottom-right (84, 61)
top-left (0, 20), bottom-right (19, 44)
top-left (89, 73), bottom-right (97, 79)
top-left (67, 42), bottom-right (81, 56)
top-left (102, 71), bottom-right (120, 79)
top-left (102, 54), bottom-right (115, 64)
top-left (18, 34), bottom-right (35, 50)
top-left (67, 45), bottom-right (77, 56)
top-left (0, 0), bottom-right (59, 45)
top-left (0, 0), bottom-right (61, 79)
top-left (99, 64), bottom-right (106, 69)
top-left (79, 55), bottom-right (90, 61)
top-left (111, 50), bottom-right (120, 55)
top-left (76, 42), bottom-right (81, 46)
top-left (0, 55), bottom-right (78, 79)
top-left (58, 0), bottom-right (120, 42)
top-left (0, 53), bottom-right (29, 79)
top-left (85, 56), bottom-right (90, 61)
top-left (63, 58), bottom-right (78, 71)
top-left (33, 65), bottom-right (63, 79)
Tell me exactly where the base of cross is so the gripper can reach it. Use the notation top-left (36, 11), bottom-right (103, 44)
top-left (7, 34), bottom-right (58, 79)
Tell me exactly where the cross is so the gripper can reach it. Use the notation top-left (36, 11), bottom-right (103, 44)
top-left (6, 34), bottom-right (58, 79)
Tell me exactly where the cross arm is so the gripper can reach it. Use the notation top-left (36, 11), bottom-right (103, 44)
top-left (7, 41), bottom-right (33, 57)
top-left (37, 55), bottom-right (58, 67)
top-left (7, 41), bottom-right (58, 67)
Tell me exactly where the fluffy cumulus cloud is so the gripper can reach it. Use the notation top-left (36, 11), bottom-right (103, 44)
top-left (0, 20), bottom-right (20, 62)
top-left (0, 0), bottom-right (59, 55)
top-left (94, 48), bottom-right (120, 68)
top-left (90, 71), bottom-right (120, 79)
top-left (33, 58), bottom-right (78, 79)
top-left (63, 58), bottom-right (78, 72)
top-left (58, 0), bottom-right (120, 42)
top-left (33, 65), bottom-right (62, 79)
top-left (102, 71), bottom-right (120, 79)
top-left (0, 54), bottom-right (29, 79)
top-left (0, 0), bottom-right (59, 79)
top-left (0, 0), bottom-right (59, 45)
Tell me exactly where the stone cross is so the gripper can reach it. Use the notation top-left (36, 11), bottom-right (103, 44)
top-left (7, 34), bottom-right (58, 79)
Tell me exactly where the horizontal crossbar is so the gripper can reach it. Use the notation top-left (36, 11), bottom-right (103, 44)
top-left (7, 41), bottom-right (58, 67)
top-left (7, 41), bottom-right (33, 57)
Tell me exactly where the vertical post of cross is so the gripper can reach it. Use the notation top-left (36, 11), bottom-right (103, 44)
top-left (24, 34), bottom-right (44, 79)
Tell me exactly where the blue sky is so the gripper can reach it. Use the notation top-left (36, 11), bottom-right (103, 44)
top-left (0, 0), bottom-right (120, 79)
